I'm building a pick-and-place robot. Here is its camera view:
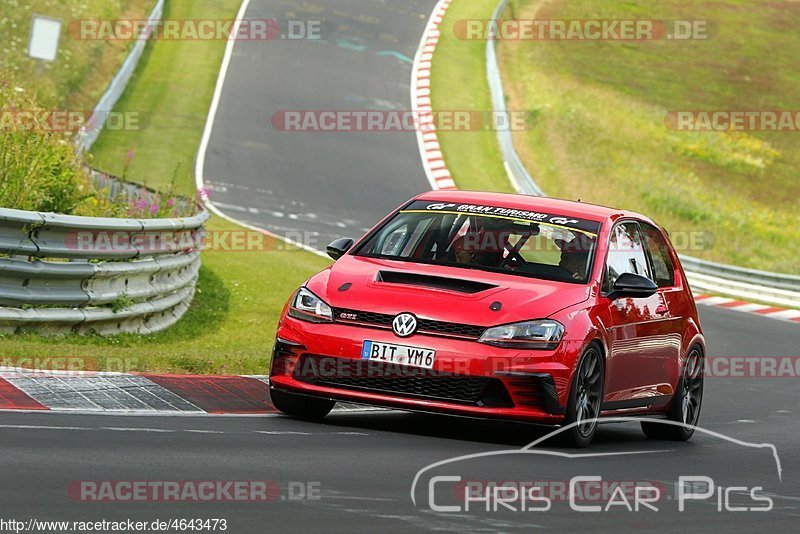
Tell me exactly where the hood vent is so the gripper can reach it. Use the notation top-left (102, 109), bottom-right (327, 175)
top-left (376, 271), bottom-right (497, 294)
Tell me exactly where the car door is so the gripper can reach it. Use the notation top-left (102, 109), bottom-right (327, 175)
top-left (602, 221), bottom-right (672, 406)
top-left (639, 221), bottom-right (684, 391)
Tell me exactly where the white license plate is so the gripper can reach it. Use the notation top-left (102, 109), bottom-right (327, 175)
top-left (361, 340), bottom-right (436, 369)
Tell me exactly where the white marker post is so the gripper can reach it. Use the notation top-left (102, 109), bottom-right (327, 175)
top-left (28, 15), bottom-right (63, 73)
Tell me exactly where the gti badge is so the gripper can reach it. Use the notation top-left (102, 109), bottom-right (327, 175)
top-left (392, 313), bottom-right (417, 337)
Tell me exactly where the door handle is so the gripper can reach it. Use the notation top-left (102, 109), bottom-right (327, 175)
top-left (655, 305), bottom-right (669, 316)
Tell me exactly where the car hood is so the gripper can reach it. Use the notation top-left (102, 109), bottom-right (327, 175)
top-left (305, 255), bottom-right (592, 327)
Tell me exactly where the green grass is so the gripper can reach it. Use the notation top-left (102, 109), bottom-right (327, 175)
top-left (0, 0), bottom-right (152, 109)
top-left (432, 0), bottom-right (800, 273)
top-left (89, 0), bottom-right (235, 194)
top-left (0, 0), bottom-right (331, 373)
top-left (429, 0), bottom-right (513, 193)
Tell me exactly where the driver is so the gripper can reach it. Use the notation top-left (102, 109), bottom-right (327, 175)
top-left (449, 229), bottom-right (506, 266)
top-left (449, 234), bottom-right (476, 264)
top-left (555, 235), bottom-right (594, 279)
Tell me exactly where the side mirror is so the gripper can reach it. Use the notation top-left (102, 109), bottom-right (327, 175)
top-left (608, 272), bottom-right (658, 300)
top-left (326, 238), bottom-right (354, 260)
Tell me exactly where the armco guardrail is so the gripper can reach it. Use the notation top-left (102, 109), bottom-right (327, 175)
top-left (485, 0), bottom-right (543, 197)
top-left (679, 256), bottom-right (800, 308)
top-left (486, 0), bottom-right (800, 308)
top-left (1, 0), bottom-right (208, 336)
top-left (75, 0), bottom-right (165, 153)
top-left (0, 203), bottom-right (208, 335)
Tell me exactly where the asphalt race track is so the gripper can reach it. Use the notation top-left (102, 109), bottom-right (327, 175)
top-left (203, 0), bottom-right (436, 250)
top-left (2, 1), bottom-right (799, 532)
top-left (1, 306), bottom-right (798, 531)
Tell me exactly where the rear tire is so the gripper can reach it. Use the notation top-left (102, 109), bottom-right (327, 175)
top-left (561, 346), bottom-right (604, 448)
top-left (641, 346), bottom-right (703, 441)
top-left (270, 389), bottom-right (335, 420)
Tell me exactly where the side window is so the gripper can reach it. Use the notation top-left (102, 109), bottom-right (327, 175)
top-left (377, 216), bottom-right (436, 257)
top-left (640, 222), bottom-right (676, 287)
top-left (379, 224), bottom-right (409, 255)
top-left (605, 222), bottom-right (651, 291)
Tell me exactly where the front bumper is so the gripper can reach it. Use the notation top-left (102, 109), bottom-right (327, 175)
top-left (270, 316), bottom-right (583, 424)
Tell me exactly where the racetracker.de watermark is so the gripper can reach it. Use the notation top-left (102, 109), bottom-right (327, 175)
top-left (0, 356), bottom-right (143, 375)
top-left (454, 19), bottom-right (711, 40)
top-left (67, 480), bottom-right (320, 502)
top-left (666, 110), bottom-right (800, 131)
top-left (0, 357), bottom-right (93, 374)
top-left (456, 479), bottom-right (667, 505)
top-left (63, 229), bottom-right (283, 254)
top-left (69, 18), bottom-right (325, 40)
top-left (0, 110), bottom-right (139, 132)
top-left (271, 110), bottom-right (530, 132)
top-left (704, 356), bottom-right (800, 378)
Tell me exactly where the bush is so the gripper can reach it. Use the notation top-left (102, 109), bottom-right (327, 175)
top-left (0, 79), bottom-right (88, 213)
top-left (0, 75), bottom-right (194, 218)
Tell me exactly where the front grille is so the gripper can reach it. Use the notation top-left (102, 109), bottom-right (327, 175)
top-left (332, 308), bottom-right (486, 340)
top-left (293, 355), bottom-right (512, 407)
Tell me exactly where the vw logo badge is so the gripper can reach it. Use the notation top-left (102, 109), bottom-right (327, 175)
top-left (392, 313), bottom-right (417, 338)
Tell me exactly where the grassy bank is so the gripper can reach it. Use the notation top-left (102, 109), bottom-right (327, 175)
top-left (432, 0), bottom-right (800, 273)
top-left (1, 0), bottom-right (152, 109)
top-left (89, 0), bottom-right (233, 194)
top-left (0, 0), bottom-right (330, 373)
top-left (0, 0), bottom-right (153, 216)
top-left (429, 0), bottom-right (512, 193)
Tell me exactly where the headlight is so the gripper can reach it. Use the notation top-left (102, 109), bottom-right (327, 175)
top-left (478, 320), bottom-right (564, 350)
top-left (288, 287), bottom-right (333, 323)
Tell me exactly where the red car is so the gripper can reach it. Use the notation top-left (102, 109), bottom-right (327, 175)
top-left (269, 191), bottom-right (705, 447)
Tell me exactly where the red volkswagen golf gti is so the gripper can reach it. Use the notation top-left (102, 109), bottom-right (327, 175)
top-left (269, 191), bottom-right (705, 446)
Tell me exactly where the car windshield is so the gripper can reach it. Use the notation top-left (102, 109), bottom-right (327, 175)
top-left (355, 200), bottom-right (601, 284)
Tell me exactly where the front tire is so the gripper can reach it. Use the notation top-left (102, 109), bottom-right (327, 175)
top-left (641, 346), bottom-right (703, 441)
top-left (561, 346), bottom-right (604, 448)
top-left (270, 388), bottom-right (335, 420)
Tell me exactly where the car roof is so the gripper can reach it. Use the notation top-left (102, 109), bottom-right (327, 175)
top-left (414, 190), bottom-right (651, 224)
